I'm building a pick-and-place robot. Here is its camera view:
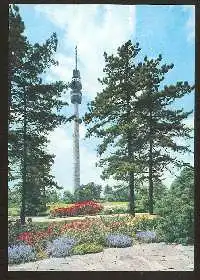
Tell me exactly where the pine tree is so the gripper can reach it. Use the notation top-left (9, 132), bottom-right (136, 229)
top-left (9, 5), bottom-right (68, 223)
top-left (84, 40), bottom-right (194, 215)
top-left (134, 54), bottom-right (194, 213)
top-left (8, 4), bottom-right (28, 181)
top-left (25, 143), bottom-right (62, 215)
top-left (84, 41), bottom-right (144, 215)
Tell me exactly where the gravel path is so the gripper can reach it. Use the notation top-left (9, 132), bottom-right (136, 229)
top-left (8, 213), bottom-right (147, 223)
top-left (8, 243), bottom-right (194, 271)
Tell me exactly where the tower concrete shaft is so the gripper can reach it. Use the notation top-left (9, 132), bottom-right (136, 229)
top-left (70, 46), bottom-right (82, 193)
top-left (73, 103), bottom-right (80, 191)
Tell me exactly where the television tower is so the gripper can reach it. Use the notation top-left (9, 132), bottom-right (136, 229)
top-left (70, 46), bottom-right (82, 192)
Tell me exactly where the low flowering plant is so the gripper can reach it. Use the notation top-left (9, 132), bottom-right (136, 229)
top-left (8, 244), bottom-right (36, 264)
top-left (135, 231), bottom-right (157, 243)
top-left (105, 234), bottom-right (133, 248)
top-left (46, 236), bottom-right (77, 258)
top-left (72, 242), bottom-right (103, 255)
top-left (50, 200), bottom-right (103, 217)
top-left (17, 230), bottom-right (52, 246)
top-left (17, 231), bottom-right (34, 245)
top-left (60, 220), bottom-right (94, 234)
top-left (16, 222), bottom-right (63, 249)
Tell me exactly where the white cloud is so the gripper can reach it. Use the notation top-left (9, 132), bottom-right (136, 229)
top-left (35, 4), bottom-right (136, 99)
top-left (183, 5), bottom-right (195, 43)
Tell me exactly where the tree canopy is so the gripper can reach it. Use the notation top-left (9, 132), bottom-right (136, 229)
top-left (9, 4), bottom-right (69, 222)
top-left (84, 40), bottom-right (194, 215)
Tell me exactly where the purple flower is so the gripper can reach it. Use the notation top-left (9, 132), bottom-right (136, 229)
top-left (106, 234), bottom-right (133, 248)
top-left (136, 231), bottom-right (156, 242)
top-left (46, 236), bottom-right (77, 258)
top-left (8, 244), bottom-right (36, 264)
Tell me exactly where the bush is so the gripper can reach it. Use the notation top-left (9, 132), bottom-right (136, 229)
top-left (8, 244), bottom-right (36, 264)
top-left (46, 236), bottom-right (77, 258)
top-left (154, 167), bottom-right (194, 245)
top-left (135, 231), bottom-right (157, 243)
top-left (155, 194), bottom-right (194, 244)
top-left (134, 216), bottom-right (158, 232)
top-left (72, 243), bottom-right (103, 255)
top-left (83, 223), bottom-right (108, 245)
top-left (155, 203), bottom-right (194, 245)
top-left (105, 234), bottom-right (133, 248)
top-left (50, 200), bottom-right (103, 217)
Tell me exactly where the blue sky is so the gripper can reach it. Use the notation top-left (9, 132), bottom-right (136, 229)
top-left (18, 4), bottom-right (195, 192)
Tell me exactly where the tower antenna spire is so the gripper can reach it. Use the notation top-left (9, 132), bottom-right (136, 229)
top-left (75, 45), bottom-right (77, 70)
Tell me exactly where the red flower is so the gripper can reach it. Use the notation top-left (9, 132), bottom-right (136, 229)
top-left (17, 232), bottom-right (34, 245)
top-left (51, 200), bottom-right (103, 217)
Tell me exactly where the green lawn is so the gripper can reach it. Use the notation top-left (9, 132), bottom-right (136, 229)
top-left (8, 207), bottom-right (20, 217)
top-left (103, 201), bottom-right (128, 207)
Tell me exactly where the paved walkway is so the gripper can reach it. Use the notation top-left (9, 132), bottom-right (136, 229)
top-left (8, 243), bottom-right (194, 271)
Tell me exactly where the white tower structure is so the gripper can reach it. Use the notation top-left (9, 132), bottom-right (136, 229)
top-left (70, 46), bottom-right (82, 192)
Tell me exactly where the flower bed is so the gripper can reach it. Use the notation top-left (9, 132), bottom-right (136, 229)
top-left (50, 200), bottom-right (103, 217)
top-left (8, 214), bottom-right (159, 265)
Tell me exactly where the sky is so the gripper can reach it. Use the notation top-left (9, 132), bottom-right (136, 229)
top-left (18, 4), bottom-right (195, 192)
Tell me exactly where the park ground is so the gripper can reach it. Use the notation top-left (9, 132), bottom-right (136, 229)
top-left (8, 243), bottom-right (194, 271)
top-left (8, 201), bottom-right (194, 271)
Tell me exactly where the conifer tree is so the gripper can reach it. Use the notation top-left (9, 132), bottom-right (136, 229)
top-left (84, 40), bottom-right (194, 215)
top-left (9, 5), bottom-right (68, 223)
top-left (84, 41), bottom-right (143, 215)
top-left (134, 55), bottom-right (194, 213)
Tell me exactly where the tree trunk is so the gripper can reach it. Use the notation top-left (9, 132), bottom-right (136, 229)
top-left (129, 170), bottom-right (135, 216)
top-left (125, 85), bottom-right (135, 216)
top-left (20, 88), bottom-right (27, 225)
top-left (148, 109), bottom-right (153, 214)
top-left (8, 52), bottom-right (12, 124)
top-left (128, 135), bottom-right (135, 216)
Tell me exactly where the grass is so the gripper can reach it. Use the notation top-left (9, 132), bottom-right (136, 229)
top-left (47, 202), bottom-right (74, 210)
top-left (8, 207), bottom-right (20, 217)
top-left (103, 201), bottom-right (128, 208)
top-left (104, 201), bottom-right (128, 205)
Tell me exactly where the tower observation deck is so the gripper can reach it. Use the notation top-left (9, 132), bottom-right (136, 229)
top-left (70, 46), bottom-right (82, 104)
